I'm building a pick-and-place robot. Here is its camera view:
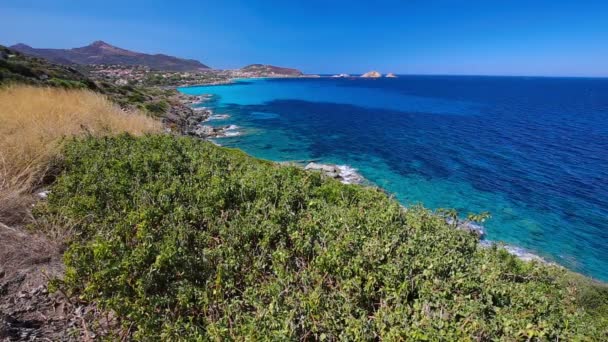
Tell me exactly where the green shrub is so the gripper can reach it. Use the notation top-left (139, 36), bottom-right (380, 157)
top-left (47, 77), bottom-right (87, 89)
top-left (39, 134), bottom-right (606, 340)
top-left (144, 100), bottom-right (170, 115)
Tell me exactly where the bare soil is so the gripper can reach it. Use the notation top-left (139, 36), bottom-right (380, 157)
top-left (0, 224), bottom-right (114, 341)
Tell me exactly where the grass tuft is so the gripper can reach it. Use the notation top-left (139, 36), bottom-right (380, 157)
top-left (0, 85), bottom-right (161, 226)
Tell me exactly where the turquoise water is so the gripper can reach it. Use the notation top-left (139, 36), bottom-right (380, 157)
top-left (179, 76), bottom-right (608, 281)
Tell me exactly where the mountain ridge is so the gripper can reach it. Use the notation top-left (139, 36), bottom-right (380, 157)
top-left (10, 41), bottom-right (210, 72)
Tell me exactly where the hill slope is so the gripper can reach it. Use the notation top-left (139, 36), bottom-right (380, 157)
top-left (38, 133), bottom-right (607, 340)
top-left (240, 63), bottom-right (303, 76)
top-left (10, 41), bottom-right (210, 72)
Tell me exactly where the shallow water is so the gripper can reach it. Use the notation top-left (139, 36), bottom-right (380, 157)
top-left (180, 76), bottom-right (608, 281)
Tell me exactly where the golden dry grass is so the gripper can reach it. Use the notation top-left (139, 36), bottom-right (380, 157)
top-left (0, 85), bottom-right (162, 225)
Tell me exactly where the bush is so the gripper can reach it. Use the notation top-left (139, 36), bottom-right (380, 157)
top-left (40, 134), bottom-right (606, 340)
top-left (144, 100), bottom-right (170, 115)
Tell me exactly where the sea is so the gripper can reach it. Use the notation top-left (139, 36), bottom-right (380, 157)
top-left (179, 75), bottom-right (608, 281)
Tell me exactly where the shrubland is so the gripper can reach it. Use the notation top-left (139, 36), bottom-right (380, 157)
top-left (36, 134), bottom-right (607, 340)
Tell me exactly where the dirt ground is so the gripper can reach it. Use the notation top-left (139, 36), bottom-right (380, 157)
top-left (0, 223), bottom-right (113, 341)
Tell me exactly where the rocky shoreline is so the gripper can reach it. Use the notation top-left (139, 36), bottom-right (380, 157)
top-left (177, 91), bottom-right (550, 266)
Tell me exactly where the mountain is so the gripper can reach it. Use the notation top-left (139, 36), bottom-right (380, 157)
top-left (10, 41), bottom-right (210, 72)
top-left (239, 64), bottom-right (303, 76)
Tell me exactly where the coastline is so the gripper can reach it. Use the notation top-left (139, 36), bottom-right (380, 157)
top-left (178, 91), bottom-right (557, 269)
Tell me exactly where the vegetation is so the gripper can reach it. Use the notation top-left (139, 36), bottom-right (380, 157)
top-left (1, 45), bottom-right (92, 88)
top-left (0, 45), bottom-right (188, 117)
top-left (2, 45), bottom-right (605, 340)
top-left (37, 134), bottom-right (606, 340)
top-left (0, 86), bottom-right (161, 226)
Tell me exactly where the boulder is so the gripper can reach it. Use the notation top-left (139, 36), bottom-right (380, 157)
top-left (305, 162), bottom-right (339, 174)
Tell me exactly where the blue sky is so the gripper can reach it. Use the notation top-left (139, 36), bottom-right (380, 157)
top-left (1, 0), bottom-right (607, 76)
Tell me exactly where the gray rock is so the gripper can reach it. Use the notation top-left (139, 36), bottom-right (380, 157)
top-left (446, 218), bottom-right (485, 238)
top-left (305, 162), bottom-right (338, 173)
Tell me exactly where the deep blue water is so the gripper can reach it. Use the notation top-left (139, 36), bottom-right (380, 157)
top-left (179, 76), bottom-right (608, 281)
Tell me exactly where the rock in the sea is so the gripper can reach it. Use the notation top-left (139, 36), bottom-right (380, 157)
top-left (361, 71), bottom-right (382, 78)
top-left (190, 125), bottom-right (227, 138)
top-left (331, 73), bottom-right (350, 78)
top-left (189, 124), bottom-right (241, 139)
top-left (385, 73), bottom-right (397, 78)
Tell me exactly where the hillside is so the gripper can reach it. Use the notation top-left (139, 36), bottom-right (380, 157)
top-left (31, 133), bottom-right (606, 340)
top-left (0, 44), bottom-right (207, 133)
top-left (1, 45), bottom-right (94, 87)
top-left (10, 41), bottom-right (210, 72)
top-left (239, 63), bottom-right (303, 76)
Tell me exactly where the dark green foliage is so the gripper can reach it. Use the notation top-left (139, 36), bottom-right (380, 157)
top-left (39, 134), bottom-right (606, 340)
top-left (0, 45), bottom-right (89, 88)
top-left (144, 100), bottom-right (169, 116)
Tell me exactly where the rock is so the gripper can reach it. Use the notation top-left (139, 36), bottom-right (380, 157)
top-left (385, 73), bottom-right (397, 78)
top-left (305, 162), bottom-right (339, 174)
top-left (331, 73), bottom-right (350, 78)
top-left (304, 163), bottom-right (364, 184)
top-left (361, 71), bottom-right (382, 78)
top-left (190, 125), bottom-right (218, 138)
top-left (446, 218), bottom-right (485, 238)
top-left (189, 124), bottom-right (241, 139)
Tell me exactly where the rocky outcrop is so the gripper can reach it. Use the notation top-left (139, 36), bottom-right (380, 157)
top-left (331, 73), bottom-right (351, 78)
top-left (361, 71), bottom-right (382, 78)
top-left (385, 73), bottom-right (397, 78)
top-left (445, 218), bottom-right (485, 238)
top-left (163, 101), bottom-right (210, 134)
top-left (189, 124), bottom-right (240, 139)
top-left (304, 162), bottom-right (364, 184)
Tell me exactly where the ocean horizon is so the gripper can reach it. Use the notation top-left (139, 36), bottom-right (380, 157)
top-left (179, 75), bottom-right (608, 281)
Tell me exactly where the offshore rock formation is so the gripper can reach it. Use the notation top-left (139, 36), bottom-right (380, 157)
top-left (361, 71), bottom-right (382, 78)
top-left (386, 73), bottom-right (397, 78)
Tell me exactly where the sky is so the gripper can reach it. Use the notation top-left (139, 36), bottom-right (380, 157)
top-left (1, 0), bottom-right (607, 76)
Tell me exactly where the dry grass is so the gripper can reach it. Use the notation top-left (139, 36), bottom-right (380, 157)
top-left (0, 85), bottom-right (162, 226)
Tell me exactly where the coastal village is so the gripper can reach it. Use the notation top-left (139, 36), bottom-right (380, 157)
top-left (86, 63), bottom-right (397, 88)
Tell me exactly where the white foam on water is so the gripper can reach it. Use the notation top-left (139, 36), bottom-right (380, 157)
top-left (479, 240), bottom-right (548, 263)
top-left (223, 131), bottom-right (241, 137)
top-left (206, 114), bottom-right (231, 121)
top-left (336, 165), bottom-right (364, 184)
